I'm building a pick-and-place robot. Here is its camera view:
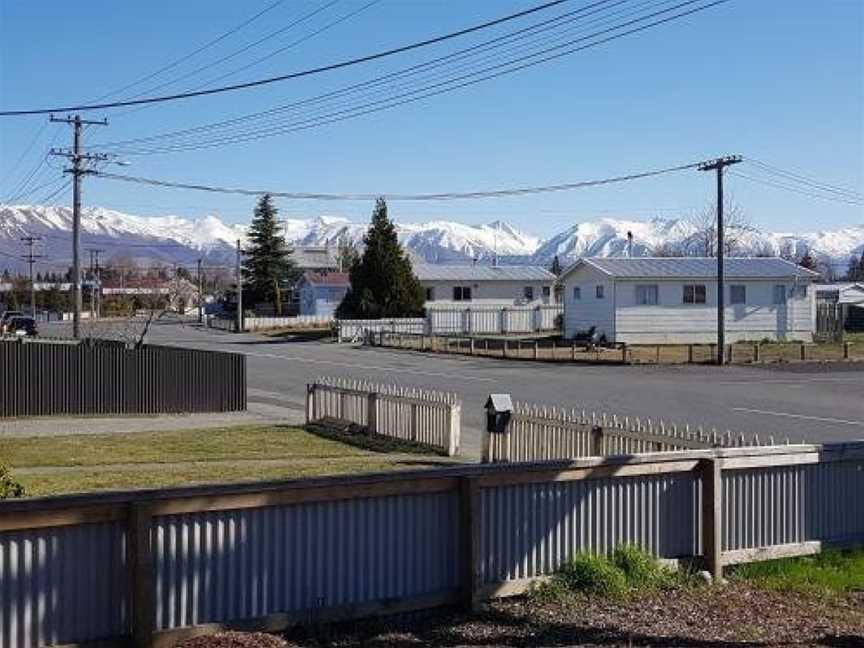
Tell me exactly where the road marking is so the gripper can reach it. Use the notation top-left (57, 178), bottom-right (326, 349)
top-left (241, 349), bottom-right (498, 383)
top-left (732, 407), bottom-right (864, 427)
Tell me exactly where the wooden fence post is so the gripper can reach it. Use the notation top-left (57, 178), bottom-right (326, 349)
top-left (571, 341), bottom-right (577, 361)
top-left (129, 502), bottom-right (154, 648)
top-left (753, 342), bottom-right (760, 362)
top-left (503, 340), bottom-right (508, 358)
top-left (844, 341), bottom-right (850, 360)
top-left (367, 391), bottom-right (379, 433)
top-left (448, 402), bottom-right (461, 457)
top-left (501, 308), bottom-right (508, 335)
top-left (550, 339), bottom-right (556, 361)
top-left (800, 343), bottom-right (807, 361)
top-left (469, 338), bottom-right (475, 356)
top-left (484, 338), bottom-right (489, 356)
top-left (700, 457), bottom-right (723, 581)
top-left (459, 476), bottom-right (482, 611)
top-left (590, 424), bottom-right (604, 456)
top-left (305, 383), bottom-right (316, 424)
top-left (687, 344), bottom-right (694, 364)
top-left (533, 341), bottom-right (539, 360)
top-left (410, 403), bottom-right (418, 442)
top-left (655, 345), bottom-right (661, 364)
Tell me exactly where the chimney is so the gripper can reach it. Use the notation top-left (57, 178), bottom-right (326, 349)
top-left (626, 231), bottom-right (633, 258)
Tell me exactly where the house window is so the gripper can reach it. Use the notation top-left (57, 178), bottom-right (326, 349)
top-left (453, 286), bottom-right (472, 301)
top-left (683, 284), bottom-right (706, 304)
top-left (542, 286), bottom-right (551, 298)
top-left (425, 287), bottom-right (435, 301)
top-left (773, 285), bottom-right (787, 305)
top-left (595, 285), bottom-right (604, 299)
top-left (523, 286), bottom-right (534, 301)
top-left (635, 284), bottom-right (658, 305)
top-left (729, 285), bottom-right (746, 305)
top-left (572, 286), bottom-right (581, 300)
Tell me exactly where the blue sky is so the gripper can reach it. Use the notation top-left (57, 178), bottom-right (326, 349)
top-left (1, 0), bottom-right (862, 237)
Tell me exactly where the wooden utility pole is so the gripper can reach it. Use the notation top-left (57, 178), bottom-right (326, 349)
top-left (20, 235), bottom-right (43, 317)
top-left (235, 240), bottom-right (243, 333)
top-left (49, 114), bottom-right (108, 339)
top-left (698, 155), bottom-right (742, 365)
top-left (197, 258), bottom-right (203, 323)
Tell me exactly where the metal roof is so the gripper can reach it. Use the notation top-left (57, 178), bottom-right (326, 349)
top-left (291, 246), bottom-right (339, 270)
top-left (413, 264), bottom-right (556, 282)
top-left (564, 257), bottom-right (821, 280)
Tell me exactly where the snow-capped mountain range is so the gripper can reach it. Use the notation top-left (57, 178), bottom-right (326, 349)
top-left (1, 204), bottom-right (862, 274)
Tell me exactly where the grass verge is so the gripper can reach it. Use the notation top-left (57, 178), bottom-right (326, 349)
top-left (731, 547), bottom-right (864, 595)
top-left (0, 425), bottom-right (441, 497)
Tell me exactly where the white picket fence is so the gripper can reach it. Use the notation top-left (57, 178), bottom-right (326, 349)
top-left (427, 305), bottom-right (562, 335)
top-left (336, 305), bottom-right (563, 342)
top-left (306, 376), bottom-right (461, 456)
top-left (208, 315), bottom-right (333, 332)
top-left (484, 402), bottom-right (784, 463)
top-left (336, 318), bottom-right (427, 342)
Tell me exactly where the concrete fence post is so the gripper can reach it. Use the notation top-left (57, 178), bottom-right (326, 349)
top-left (469, 338), bottom-right (475, 356)
top-left (700, 456), bottom-right (723, 581)
top-left (503, 339), bottom-right (508, 358)
top-left (533, 341), bottom-right (539, 360)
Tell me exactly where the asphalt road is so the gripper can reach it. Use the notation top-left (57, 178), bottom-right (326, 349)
top-left (112, 320), bottom-right (864, 458)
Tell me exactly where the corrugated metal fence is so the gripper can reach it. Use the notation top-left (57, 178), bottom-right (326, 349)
top-left (1, 442), bottom-right (862, 647)
top-left (306, 377), bottom-right (461, 456)
top-left (483, 402), bottom-right (780, 463)
top-left (0, 338), bottom-right (246, 417)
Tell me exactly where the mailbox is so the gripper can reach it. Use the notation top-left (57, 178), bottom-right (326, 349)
top-left (485, 393), bottom-right (513, 434)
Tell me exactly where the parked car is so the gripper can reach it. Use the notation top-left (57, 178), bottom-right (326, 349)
top-left (4, 316), bottom-right (38, 337)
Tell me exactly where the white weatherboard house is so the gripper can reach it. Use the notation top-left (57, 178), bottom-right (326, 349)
top-left (561, 257), bottom-right (820, 344)
top-left (414, 264), bottom-right (556, 307)
top-left (295, 271), bottom-right (350, 318)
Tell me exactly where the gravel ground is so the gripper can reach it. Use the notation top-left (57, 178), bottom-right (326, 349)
top-left (175, 584), bottom-right (864, 648)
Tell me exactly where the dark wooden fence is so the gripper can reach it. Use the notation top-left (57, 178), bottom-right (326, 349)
top-left (0, 338), bottom-right (246, 417)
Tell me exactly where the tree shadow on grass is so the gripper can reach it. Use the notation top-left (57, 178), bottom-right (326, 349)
top-left (304, 421), bottom-right (451, 458)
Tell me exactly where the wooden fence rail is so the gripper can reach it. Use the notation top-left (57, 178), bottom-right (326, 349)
top-left (373, 332), bottom-right (863, 365)
top-left (483, 402), bottom-right (783, 463)
top-left (1, 442), bottom-right (862, 647)
top-left (306, 377), bottom-right (461, 456)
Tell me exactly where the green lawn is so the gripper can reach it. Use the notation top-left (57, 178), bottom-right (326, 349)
top-left (732, 548), bottom-right (864, 595)
top-left (0, 425), bottom-right (441, 497)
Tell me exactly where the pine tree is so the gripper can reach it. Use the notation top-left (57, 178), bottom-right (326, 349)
top-left (549, 255), bottom-right (562, 276)
top-left (798, 252), bottom-right (817, 271)
top-left (337, 198), bottom-right (424, 318)
top-left (242, 194), bottom-right (298, 314)
top-left (846, 256), bottom-right (861, 281)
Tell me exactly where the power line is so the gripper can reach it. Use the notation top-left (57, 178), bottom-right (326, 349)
top-left (730, 171), bottom-right (864, 207)
top-left (744, 159), bottom-right (863, 201)
top-left (0, 0), bottom-right (577, 116)
top-left (93, 0), bottom-right (729, 155)
top-left (93, 159), bottom-right (704, 201)
top-left (89, 0), bottom-right (292, 103)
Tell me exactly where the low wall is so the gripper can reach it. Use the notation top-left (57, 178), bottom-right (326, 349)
top-left (1, 442), bottom-right (861, 647)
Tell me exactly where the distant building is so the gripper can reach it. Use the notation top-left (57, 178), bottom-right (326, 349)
top-left (560, 257), bottom-right (820, 344)
top-left (813, 282), bottom-right (864, 305)
top-left (414, 264), bottom-right (556, 307)
top-left (296, 271), bottom-right (350, 317)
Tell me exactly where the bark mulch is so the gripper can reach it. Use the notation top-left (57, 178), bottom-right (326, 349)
top-left (175, 583), bottom-right (864, 648)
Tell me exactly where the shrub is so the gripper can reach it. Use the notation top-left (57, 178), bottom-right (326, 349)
top-left (0, 464), bottom-right (25, 499)
top-left (556, 552), bottom-right (628, 596)
top-left (612, 544), bottom-right (677, 589)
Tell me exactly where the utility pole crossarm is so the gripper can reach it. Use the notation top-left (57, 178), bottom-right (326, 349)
top-left (698, 155), bottom-right (742, 366)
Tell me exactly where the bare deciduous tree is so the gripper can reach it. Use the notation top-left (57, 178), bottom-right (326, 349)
top-left (684, 201), bottom-right (755, 257)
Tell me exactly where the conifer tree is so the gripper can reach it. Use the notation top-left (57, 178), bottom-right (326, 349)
top-left (550, 255), bottom-right (562, 276)
top-left (337, 198), bottom-right (424, 318)
top-left (242, 194), bottom-right (298, 314)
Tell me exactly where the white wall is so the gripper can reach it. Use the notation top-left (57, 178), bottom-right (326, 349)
top-left (562, 265), bottom-right (616, 340)
top-left (421, 279), bottom-right (553, 307)
top-left (299, 285), bottom-right (347, 317)
top-left (612, 279), bottom-right (814, 344)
